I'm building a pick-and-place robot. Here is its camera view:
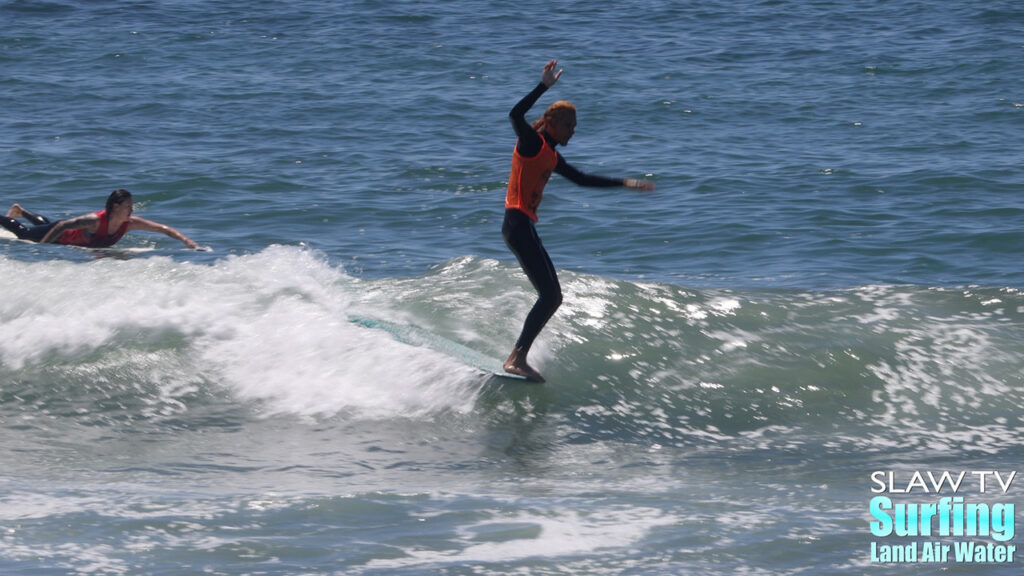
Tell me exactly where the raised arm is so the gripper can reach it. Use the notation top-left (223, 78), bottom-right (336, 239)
top-left (128, 217), bottom-right (199, 249)
top-left (509, 60), bottom-right (564, 157)
top-left (39, 213), bottom-right (99, 244)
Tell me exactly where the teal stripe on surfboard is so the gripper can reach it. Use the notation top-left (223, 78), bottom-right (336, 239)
top-left (349, 316), bottom-right (527, 380)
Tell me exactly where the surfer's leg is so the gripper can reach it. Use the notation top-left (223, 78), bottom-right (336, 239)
top-left (0, 216), bottom-right (31, 239)
top-left (0, 216), bottom-right (54, 242)
top-left (2, 205), bottom-right (53, 242)
top-left (502, 210), bottom-right (562, 382)
top-left (19, 208), bottom-right (51, 226)
top-left (5, 204), bottom-right (49, 225)
top-left (514, 235), bottom-right (561, 351)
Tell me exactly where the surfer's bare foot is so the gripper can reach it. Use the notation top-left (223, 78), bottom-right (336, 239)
top-left (6, 204), bottom-right (23, 218)
top-left (504, 348), bottom-right (545, 383)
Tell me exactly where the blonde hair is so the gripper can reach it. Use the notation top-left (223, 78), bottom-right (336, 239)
top-left (532, 100), bottom-right (576, 133)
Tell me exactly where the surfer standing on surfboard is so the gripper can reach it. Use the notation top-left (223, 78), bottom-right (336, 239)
top-left (502, 60), bottom-right (654, 382)
top-left (1, 189), bottom-right (199, 249)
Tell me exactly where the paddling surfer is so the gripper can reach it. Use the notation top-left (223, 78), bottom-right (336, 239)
top-left (502, 60), bottom-right (654, 382)
top-left (1, 189), bottom-right (199, 249)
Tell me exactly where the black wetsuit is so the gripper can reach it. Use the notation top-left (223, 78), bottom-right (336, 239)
top-left (503, 82), bottom-right (622, 355)
top-left (0, 209), bottom-right (57, 242)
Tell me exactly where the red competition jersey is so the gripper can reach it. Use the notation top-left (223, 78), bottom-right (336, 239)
top-left (59, 210), bottom-right (129, 248)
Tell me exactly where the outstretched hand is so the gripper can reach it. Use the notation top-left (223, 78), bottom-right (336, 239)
top-left (541, 59), bottom-right (563, 87)
top-left (625, 178), bottom-right (656, 192)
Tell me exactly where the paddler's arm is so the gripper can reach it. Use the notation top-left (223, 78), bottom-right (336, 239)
top-left (128, 217), bottom-right (199, 249)
top-left (39, 213), bottom-right (99, 243)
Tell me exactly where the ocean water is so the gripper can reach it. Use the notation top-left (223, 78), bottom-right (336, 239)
top-left (1, 1), bottom-right (1023, 574)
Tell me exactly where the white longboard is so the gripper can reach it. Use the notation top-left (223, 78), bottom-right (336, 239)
top-left (0, 228), bottom-right (196, 254)
top-left (349, 316), bottom-right (529, 381)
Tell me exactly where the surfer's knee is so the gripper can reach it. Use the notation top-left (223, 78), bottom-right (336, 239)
top-left (540, 289), bottom-right (562, 314)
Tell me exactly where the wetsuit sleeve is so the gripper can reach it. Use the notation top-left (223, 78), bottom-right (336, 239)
top-left (554, 154), bottom-right (625, 188)
top-left (509, 82), bottom-right (549, 157)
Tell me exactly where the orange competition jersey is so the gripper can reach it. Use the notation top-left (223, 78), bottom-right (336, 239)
top-left (505, 135), bottom-right (558, 222)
